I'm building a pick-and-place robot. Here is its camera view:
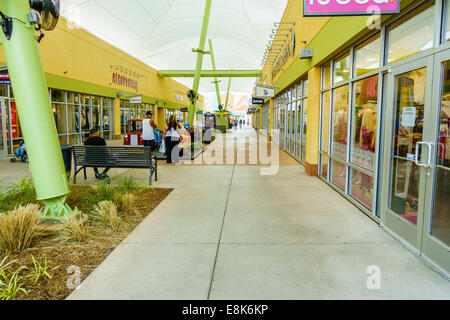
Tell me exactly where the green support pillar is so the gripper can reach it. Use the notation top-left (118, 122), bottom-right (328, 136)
top-left (208, 39), bottom-right (225, 129)
top-left (188, 0), bottom-right (213, 125)
top-left (224, 76), bottom-right (232, 112)
top-left (0, 0), bottom-right (71, 219)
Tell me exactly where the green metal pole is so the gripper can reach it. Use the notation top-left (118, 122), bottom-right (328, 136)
top-left (224, 76), bottom-right (232, 112)
top-left (0, 0), bottom-right (71, 219)
top-left (188, 0), bottom-right (212, 125)
top-left (208, 39), bottom-right (225, 128)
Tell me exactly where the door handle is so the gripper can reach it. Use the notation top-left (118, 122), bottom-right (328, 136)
top-left (415, 141), bottom-right (433, 168)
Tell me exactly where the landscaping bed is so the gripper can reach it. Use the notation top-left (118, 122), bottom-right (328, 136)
top-left (0, 178), bottom-right (172, 300)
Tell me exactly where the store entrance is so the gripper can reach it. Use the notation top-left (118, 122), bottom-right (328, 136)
top-left (0, 98), bottom-right (7, 157)
top-left (381, 55), bottom-right (449, 275)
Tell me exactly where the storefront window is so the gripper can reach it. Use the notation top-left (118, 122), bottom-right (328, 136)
top-left (355, 34), bottom-right (381, 77)
top-left (431, 60), bottom-right (450, 246)
top-left (92, 106), bottom-right (100, 130)
top-left (321, 91), bottom-right (330, 152)
top-left (51, 90), bottom-right (65, 103)
top-left (67, 92), bottom-right (75, 104)
top-left (323, 64), bottom-right (331, 89)
top-left (334, 52), bottom-right (351, 84)
top-left (332, 85), bottom-right (349, 160)
top-left (446, 0), bottom-right (450, 42)
top-left (67, 104), bottom-right (79, 134)
top-left (0, 85), bottom-right (7, 97)
top-left (350, 168), bottom-right (374, 209)
top-left (351, 75), bottom-right (378, 171)
top-left (320, 155), bottom-right (329, 179)
top-left (80, 105), bottom-right (90, 135)
top-left (82, 95), bottom-right (90, 105)
top-left (387, 3), bottom-right (435, 64)
top-left (331, 160), bottom-right (346, 191)
top-left (52, 104), bottom-right (66, 135)
top-left (297, 83), bottom-right (303, 98)
top-left (301, 100), bottom-right (307, 144)
top-left (297, 101), bottom-right (302, 141)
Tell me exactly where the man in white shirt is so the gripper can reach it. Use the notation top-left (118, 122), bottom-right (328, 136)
top-left (142, 111), bottom-right (155, 150)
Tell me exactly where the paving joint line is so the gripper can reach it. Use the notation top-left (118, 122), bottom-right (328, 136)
top-left (207, 162), bottom-right (236, 300)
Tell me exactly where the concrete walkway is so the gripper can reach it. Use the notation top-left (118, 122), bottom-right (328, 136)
top-left (64, 128), bottom-right (450, 300)
top-left (1, 129), bottom-right (448, 299)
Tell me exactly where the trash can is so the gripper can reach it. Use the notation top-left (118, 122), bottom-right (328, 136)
top-left (60, 145), bottom-right (73, 174)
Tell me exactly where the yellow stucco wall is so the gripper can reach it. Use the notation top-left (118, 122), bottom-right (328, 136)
top-left (260, 0), bottom-right (330, 86)
top-left (0, 16), bottom-right (205, 110)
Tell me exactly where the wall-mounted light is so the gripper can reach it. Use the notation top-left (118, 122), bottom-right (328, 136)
top-left (273, 21), bottom-right (295, 27)
top-left (271, 28), bottom-right (292, 33)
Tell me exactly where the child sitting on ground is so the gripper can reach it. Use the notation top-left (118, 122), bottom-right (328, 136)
top-left (10, 140), bottom-right (27, 163)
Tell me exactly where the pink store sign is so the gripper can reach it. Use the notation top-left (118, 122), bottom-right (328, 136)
top-left (304, 0), bottom-right (400, 16)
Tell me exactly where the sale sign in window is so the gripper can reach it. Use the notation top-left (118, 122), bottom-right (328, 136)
top-left (304, 0), bottom-right (400, 16)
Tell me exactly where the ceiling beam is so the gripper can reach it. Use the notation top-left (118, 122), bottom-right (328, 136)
top-left (157, 70), bottom-right (262, 78)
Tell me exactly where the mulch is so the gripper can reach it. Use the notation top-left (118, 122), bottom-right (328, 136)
top-left (0, 186), bottom-right (172, 300)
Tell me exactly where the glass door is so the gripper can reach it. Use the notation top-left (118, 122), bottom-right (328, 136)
top-left (0, 98), bottom-right (7, 157)
top-left (381, 56), bottom-right (434, 249)
top-left (421, 51), bottom-right (450, 275)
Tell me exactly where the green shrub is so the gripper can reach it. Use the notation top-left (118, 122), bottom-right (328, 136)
top-left (0, 179), bottom-right (37, 213)
top-left (89, 182), bottom-right (116, 203)
top-left (0, 204), bottom-right (42, 253)
top-left (0, 257), bottom-right (28, 300)
top-left (113, 176), bottom-right (141, 193)
top-left (27, 255), bottom-right (58, 284)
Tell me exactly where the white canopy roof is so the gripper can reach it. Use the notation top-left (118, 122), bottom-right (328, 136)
top-left (60, 0), bottom-right (287, 105)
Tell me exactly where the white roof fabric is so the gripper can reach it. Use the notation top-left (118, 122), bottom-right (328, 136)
top-left (60, 0), bottom-right (287, 103)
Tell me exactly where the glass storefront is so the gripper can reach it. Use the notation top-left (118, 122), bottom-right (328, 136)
top-left (51, 90), bottom-right (113, 143)
top-left (320, 32), bottom-right (381, 212)
top-left (433, 60), bottom-right (450, 247)
top-left (165, 108), bottom-right (183, 123)
top-left (318, 0), bottom-right (449, 273)
top-left (120, 101), bottom-right (154, 135)
top-left (319, 1), bottom-right (439, 214)
top-left (0, 86), bottom-right (114, 154)
top-left (273, 78), bottom-right (308, 164)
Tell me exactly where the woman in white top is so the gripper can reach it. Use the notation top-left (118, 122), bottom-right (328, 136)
top-left (164, 115), bottom-right (181, 164)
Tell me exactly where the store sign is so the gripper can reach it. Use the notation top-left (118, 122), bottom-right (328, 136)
top-left (129, 95), bottom-right (142, 104)
top-left (112, 72), bottom-right (138, 90)
top-left (300, 48), bottom-right (313, 59)
top-left (180, 107), bottom-right (188, 112)
top-left (252, 97), bottom-right (265, 105)
top-left (255, 86), bottom-right (275, 99)
top-left (271, 33), bottom-right (295, 79)
top-left (0, 69), bottom-right (10, 85)
top-left (304, 0), bottom-right (400, 16)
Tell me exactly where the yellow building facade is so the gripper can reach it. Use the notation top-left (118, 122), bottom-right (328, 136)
top-left (0, 16), bottom-right (205, 154)
top-left (259, 0), bottom-right (450, 274)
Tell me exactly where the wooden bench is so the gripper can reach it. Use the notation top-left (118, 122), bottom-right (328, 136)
top-left (72, 146), bottom-right (157, 185)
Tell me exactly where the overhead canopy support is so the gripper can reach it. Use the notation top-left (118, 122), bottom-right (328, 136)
top-left (158, 70), bottom-right (262, 78)
top-left (208, 39), bottom-right (225, 128)
top-left (187, 0), bottom-right (213, 125)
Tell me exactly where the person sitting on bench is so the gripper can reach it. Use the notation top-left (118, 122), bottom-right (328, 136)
top-left (84, 128), bottom-right (111, 179)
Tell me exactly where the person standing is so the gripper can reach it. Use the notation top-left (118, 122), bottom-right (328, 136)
top-left (84, 128), bottom-right (110, 179)
top-left (142, 111), bottom-right (155, 150)
top-left (164, 115), bottom-right (181, 164)
top-left (239, 119), bottom-right (243, 128)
